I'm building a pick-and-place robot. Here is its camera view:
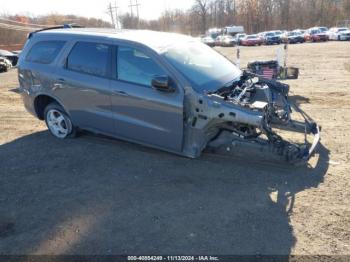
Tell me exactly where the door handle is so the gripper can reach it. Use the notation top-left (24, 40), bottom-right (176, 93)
top-left (113, 90), bottom-right (129, 96)
top-left (53, 78), bottom-right (66, 90)
top-left (53, 78), bottom-right (65, 90)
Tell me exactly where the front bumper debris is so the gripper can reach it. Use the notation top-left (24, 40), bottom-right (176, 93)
top-left (207, 96), bottom-right (320, 165)
top-left (182, 71), bottom-right (320, 165)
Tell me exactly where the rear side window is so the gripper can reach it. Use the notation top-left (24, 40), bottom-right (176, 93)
top-left (67, 42), bottom-right (110, 77)
top-left (26, 41), bottom-right (65, 64)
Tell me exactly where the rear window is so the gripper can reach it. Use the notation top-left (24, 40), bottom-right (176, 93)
top-left (67, 42), bottom-right (110, 78)
top-left (26, 41), bottom-right (65, 64)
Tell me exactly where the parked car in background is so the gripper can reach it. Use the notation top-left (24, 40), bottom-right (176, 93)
top-left (316, 26), bottom-right (330, 38)
top-left (12, 50), bottom-right (22, 55)
top-left (223, 25), bottom-right (244, 36)
top-left (0, 56), bottom-right (12, 72)
top-left (317, 26), bottom-right (329, 33)
top-left (257, 32), bottom-right (265, 42)
top-left (328, 27), bottom-right (350, 41)
top-left (0, 56), bottom-right (12, 67)
top-left (293, 29), bottom-right (306, 34)
top-left (263, 32), bottom-right (281, 45)
top-left (218, 35), bottom-right (237, 47)
top-left (305, 28), bottom-right (329, 42)
top-left (235, 33), bottom-right (246, 45)
top-left (271, 30), bottom-right (284, 41)
top-left (241, 35), bottom-right (262, 46)
top-left (215, 35), bottom-right (225, 46)
top-left (0, 49), bottom-right (19, 66)
top-left (293, 29), bottom-right (306, 38)
top-left (207, 28), bottom-right (222, 40)
top-left (201, 36), bottom-right (215, 47)
top-left (281, 31), bottom-right (305, 44)
top-left (0, 61), bottom-right (8, 72)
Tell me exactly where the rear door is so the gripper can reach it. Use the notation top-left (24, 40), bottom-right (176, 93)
top-left (110, 45), bottom-right (184, 152)
top-left (18, 39), bottom-right (66, 96)
top-left (54, 40), bottom-right (115, 135)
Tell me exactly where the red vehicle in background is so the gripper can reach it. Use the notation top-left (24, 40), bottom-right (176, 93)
top-left (241, 34), bottom-right (262, 46)
top-left (305, 28), bottom-right (329, 42)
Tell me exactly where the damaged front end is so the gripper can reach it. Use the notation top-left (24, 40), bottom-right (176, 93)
top-left (182, 71), bottom-right (320, 165)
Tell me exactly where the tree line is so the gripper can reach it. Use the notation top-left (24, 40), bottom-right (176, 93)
top-left (0, 0), bottom-right (349, 49)
top-left (121, 0), bottom-right (350, 35)
top-left (0, 14), bottom-right (112, 49)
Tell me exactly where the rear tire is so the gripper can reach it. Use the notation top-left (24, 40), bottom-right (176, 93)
top-left (44, 103), bottom-right (77, 139)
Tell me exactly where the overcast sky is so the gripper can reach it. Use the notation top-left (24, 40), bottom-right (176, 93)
top-left (1, 0), bottom-right (193, 21)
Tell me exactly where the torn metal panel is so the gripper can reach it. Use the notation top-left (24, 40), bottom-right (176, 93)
top-left (182, 71), bottom-right (320, 164)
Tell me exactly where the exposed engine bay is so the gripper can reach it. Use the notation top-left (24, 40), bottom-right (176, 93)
top-left (182, 71), bottom-right (320, 164)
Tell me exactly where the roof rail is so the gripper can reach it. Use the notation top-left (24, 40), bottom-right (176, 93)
top-left (28, 24), bottom-right (84, 38)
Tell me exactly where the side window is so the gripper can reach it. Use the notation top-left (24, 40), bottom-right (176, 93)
top-left (67, 42), bottom-right (110, 77)
top-left (117, 46), bottom-right (166, 86)
top-left (26, 41), bottom-right (65, 64)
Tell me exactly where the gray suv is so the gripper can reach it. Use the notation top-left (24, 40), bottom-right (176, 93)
top-left (18, 26), bottom-right (320, 164)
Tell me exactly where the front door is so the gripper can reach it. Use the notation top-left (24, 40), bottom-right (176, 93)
top-left (110, 45), bottom-right (184, 152)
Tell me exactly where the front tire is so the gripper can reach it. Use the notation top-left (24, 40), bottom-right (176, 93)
top-left (44, 103), bottom-right (77, 139)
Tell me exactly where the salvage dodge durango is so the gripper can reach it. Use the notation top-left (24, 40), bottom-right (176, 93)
top-left (18, 26), bottom-right (320, 164)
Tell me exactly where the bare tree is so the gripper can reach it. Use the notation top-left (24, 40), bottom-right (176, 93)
top-left (192, 0), bottom-right (211, 33)
top-left (1, 0), bottom-right (350, 47)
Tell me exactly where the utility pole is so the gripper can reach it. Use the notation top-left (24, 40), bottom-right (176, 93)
top-left (114, 1), bottom-right (120, 29)
top-left (129, 0), bottom-right (134, 17)
top-left (107, 2), bottom-right (119, 29)
top-left (134, 0), bottom-right (140, 19)
top-left (107, 3), bottom-right (115, 28)
top-left (128, 0), bottom-right (141, 28)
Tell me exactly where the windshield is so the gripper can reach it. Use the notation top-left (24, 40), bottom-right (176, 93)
top-left (162, 41), bottom-right (241, 93)
top-left (266, 33), bottom-right (275, 37)
top-left (247, 35), bottom-right (257, 39)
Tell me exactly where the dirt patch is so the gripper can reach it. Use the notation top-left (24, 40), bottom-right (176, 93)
top-left (0, 41), bottom-right (350, 255)
top-left (345, 62), bottom-right (350, 73)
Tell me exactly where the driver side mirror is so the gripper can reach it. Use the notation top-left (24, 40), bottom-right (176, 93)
top-left (151, 76), bottom-right (175, 93)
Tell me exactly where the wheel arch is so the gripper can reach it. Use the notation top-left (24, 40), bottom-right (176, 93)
top-left (34, 94), bottom-right (67, 120)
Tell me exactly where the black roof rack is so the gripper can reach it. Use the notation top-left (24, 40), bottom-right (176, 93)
top-left (28, 24), bottom-right (84, 38)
